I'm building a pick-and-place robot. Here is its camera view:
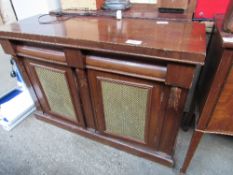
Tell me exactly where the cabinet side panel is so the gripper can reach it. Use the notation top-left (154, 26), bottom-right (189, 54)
top-left (197, 50), bottom-right (233, 130)
top-left (206, 65), bottom-right (233, 134)
top-left (197, 30), bottom-right (223, 112)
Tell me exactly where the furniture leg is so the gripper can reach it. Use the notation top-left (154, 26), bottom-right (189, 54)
top-left (180, 130), bottom-right (204, 174)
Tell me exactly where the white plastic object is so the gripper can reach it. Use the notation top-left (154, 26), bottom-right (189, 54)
top-left (0, 87), bottom-right (35, 131)
top-left (116, 10), bottom-right (122, 20)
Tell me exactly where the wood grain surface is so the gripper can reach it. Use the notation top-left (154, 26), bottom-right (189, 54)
top-left (0, 15), bottom-right (206, 65)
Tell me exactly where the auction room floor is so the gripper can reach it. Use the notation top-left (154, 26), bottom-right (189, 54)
top-left (0, 115), bottom-right (232, 175)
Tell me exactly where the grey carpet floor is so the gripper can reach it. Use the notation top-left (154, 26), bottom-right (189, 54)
top-left (0, 115), bottom-right (232, 175)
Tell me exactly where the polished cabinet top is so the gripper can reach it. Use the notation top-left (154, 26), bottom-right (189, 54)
top-left (0, 15), bottom-right (206, 65)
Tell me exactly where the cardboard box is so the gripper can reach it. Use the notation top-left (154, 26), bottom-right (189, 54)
top-left (158, 0), bottom-right (188, 10)
top-left (61, 0), bottom-right (104, 10)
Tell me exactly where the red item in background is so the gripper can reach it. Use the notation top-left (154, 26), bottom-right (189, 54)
top-left (195, 0), bottom-right (230, 19)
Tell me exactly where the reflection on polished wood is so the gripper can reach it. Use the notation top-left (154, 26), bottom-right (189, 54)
top-left (0, 15), bottom-right (205, 64)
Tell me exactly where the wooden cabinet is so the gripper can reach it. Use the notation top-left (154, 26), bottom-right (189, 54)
top-left (0, 15), bottom-right (206, 167)
top-left (180, 15), bottom-right (233, 173)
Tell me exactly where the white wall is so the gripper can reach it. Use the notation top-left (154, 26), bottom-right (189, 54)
top-left (12, 0), bottom-right (61, 20)
top-left (0, 0), bottom-right (17, 23)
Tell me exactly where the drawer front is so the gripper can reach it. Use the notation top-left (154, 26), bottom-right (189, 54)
top-left (16, 45), bottom-right (67, 65)
top-left (86, 55), bottom-right (196, 89)
top-left (206, 65), bottom-right (233, 134)
top-left (15, 44), bottom-right (85, 68)
top-left (86, 55), bottom-right (167, 82)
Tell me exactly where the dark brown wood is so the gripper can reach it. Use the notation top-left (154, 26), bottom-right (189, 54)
top-left (24, 59), bottom-right (85, 126)
top-left (76, 69), bottom-right (96, 129)
top-left (0, 16), bottom-right (206, 65)
top-left (181, 16), bottom-right (233, 173)
top-left (86, 55), bottom-right (167, 82)
top-left (166, 64), bottom-right (196, 89)
top-left (0, 15), bottom-right (206, 168)
top-left (87, 70), bottom-right (167, 147)
top-left (23, 59), bottom-right (50, 113)
top-left (158, 87), bottom-right (187, 155)
top-left (16, 45), bottom-right (66, 64)
top-left (87, 67), bottom-right (190, 162)
top-left (206, 66), bottom-right (233, 133)
top-left (197, 50), bottom-right (233, 131)
top-left (180, 131), bottom-right (203, 174)
top-left (197, 27), bottom-right (224, 109)
top-left (65, 48), bottom-right (85, 68)
top-left (0, 39), bottom-right (16, 55)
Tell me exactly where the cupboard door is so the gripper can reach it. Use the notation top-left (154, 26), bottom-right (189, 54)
top-left (24, 58), bottom-right (85, 126)
top-left (88, 70), bottom-right (168, 148)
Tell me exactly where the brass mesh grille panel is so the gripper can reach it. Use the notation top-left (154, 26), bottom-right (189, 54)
top-left (101, 80), bottom-right (148, 141)
top-left (35, 67), bottom-right (77, 121)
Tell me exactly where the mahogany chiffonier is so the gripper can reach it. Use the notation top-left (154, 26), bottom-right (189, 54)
top-left (181, 15), bottom-right (233, 173)
top-left (0, 15), bottom-right (206, 167)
